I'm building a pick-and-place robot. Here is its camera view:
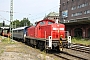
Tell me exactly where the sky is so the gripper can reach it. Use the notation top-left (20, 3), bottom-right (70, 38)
top-left (0, 0), bottom-right (60, 25)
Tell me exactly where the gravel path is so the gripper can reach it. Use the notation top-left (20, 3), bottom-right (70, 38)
top-left (0, 40), bottom-right (54, 60)
top-left (0, 37), bottom-right (90, 60)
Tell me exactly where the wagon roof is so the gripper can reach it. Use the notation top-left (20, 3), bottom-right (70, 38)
top-left (0, 27), bottom-right (10, 29)
top-left (12, 26), bottom-right (28, 30)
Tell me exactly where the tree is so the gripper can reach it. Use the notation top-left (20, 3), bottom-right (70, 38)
top-left (0, 23), bottom-right (3, 27)
top-left (20, 18), bottom-right (30, 27)
top-left (13, 19), bottom-right (20, 28)
top-left (11, 18), bottom-right (33, 28)
top-left (0, 22), bottom-right (9, 27)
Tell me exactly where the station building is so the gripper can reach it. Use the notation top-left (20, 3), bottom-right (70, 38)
top-left (59, 0), bottom-right (90, 38)
top-left (44, 12), bottom-right (59, 22)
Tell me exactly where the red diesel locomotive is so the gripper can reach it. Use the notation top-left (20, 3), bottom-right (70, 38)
top-left (25, 19), bottom-right (67, 51)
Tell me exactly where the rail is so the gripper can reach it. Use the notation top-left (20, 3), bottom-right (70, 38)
top-left (70, 43), bottom-right (90, 54)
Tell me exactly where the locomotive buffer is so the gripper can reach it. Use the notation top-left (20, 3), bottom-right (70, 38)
top-left (59, 37), bottom-right (63, 51)
top-left (59, 36), bottom-right (71, 51)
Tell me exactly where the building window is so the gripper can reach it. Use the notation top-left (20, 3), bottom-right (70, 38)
top-left (62, 2), bottom-right (65, 6)
top-left (71, 14), bottom-right (74, 17)
top-left (87, 10), bottom-right (90, 14)
top-left (71, 13), bottom-right (76, 17)
top-left (77, 5), bottom-right (82, 8)
top-left (84, 10), bottom-right (90, 14)
top-left (72, 12), bottom-right (82, 17)
top-left (71, 6), bottom-right (76, 10)
top-left (77, 12), bottom-right (82, 16)
top-left (81, 4), bottom-right (85, 7)
top-left (72, 0), bottom-right (75, 2)
top-left (62, 10), bottom-right (68, 18)
top-left (77, 3), bottom-right (89, 9)
top-left (67, 0), bottom-right (69, 5)
top-left (67, 1), bottom-right (68, 4)
top-left (84, 3), bottom-right (88, 6)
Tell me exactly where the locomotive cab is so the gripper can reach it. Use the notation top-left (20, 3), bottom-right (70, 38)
top-left (34, 19), bottom-right (65, 40)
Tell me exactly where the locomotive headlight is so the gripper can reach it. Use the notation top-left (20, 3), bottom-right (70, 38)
top-left (60, 28), bottom-right (64, 30)
top-left (53, 28), bottom-right (57, 30)
top-left (60, 35), bottom-right (63, 37)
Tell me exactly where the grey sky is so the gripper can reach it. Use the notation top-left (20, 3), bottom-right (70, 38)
top-left (0, 0), bottom-right (59, 25)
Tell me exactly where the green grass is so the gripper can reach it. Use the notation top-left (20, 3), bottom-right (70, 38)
top-left (72, 37), bottom-right (90, 46)
top-left (0, 36), bottom-right (15, 44)
top-left (0, 50), bottom-right (4, 54)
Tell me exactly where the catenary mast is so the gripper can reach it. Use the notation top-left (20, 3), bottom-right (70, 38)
top-left (10, 0), bottom-right (13, 40)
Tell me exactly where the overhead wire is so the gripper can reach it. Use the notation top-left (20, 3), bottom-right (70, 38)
top-left (29, 5), bottom-right (59, 21)
top-left (30, 5), bottom-right (59, 18)
top-left (0, 5), bottom-right (59, 23)
top-left (0, 15), bottom-right (10, 22)
top-left (0, 10), bottom-right (31, 14)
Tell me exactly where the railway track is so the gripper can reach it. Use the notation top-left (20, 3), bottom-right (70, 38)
top-left (47, 43), bottom-right (90, 60)
top-left (70, 43), bottom-right (90, 54)
top-left (54, 51), bottom-right (88, 60)
top-left (47, 49), bottom-right (89, 60)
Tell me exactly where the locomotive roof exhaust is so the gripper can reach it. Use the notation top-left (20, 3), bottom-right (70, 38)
top-left (55, 19), bottom-right (59, 24)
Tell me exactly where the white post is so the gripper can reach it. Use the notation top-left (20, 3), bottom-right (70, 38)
top-left (68, 36), bottom-right (71, 48)
top-left (49, 36), bottom-right (52, 49)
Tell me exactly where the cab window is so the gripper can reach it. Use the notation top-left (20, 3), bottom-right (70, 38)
top-left (48, 21), bottom-right (54, 24)
top-left (40, 22), bottom-right (45, 25)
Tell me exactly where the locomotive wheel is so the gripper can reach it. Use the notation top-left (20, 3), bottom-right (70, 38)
top-left (56, 46), bottom-right (62, 53)
top-left (40, 46), bottom-right (43, 51)
top-left (22, 39), bottom-right (24, 43)
top-left (46, 49), bottom-right (49, 53)
top-left (38, 41), bottom-right (45, 51)
top-left (36, 41), bottom-right (40, 49)
top-left (40, 45), bottom-right (45, 51)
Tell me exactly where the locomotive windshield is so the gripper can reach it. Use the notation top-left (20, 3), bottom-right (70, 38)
top-left (48, 21), bottom-right (54, 24)
top-left (40, 21), bottom-right (45, 25)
